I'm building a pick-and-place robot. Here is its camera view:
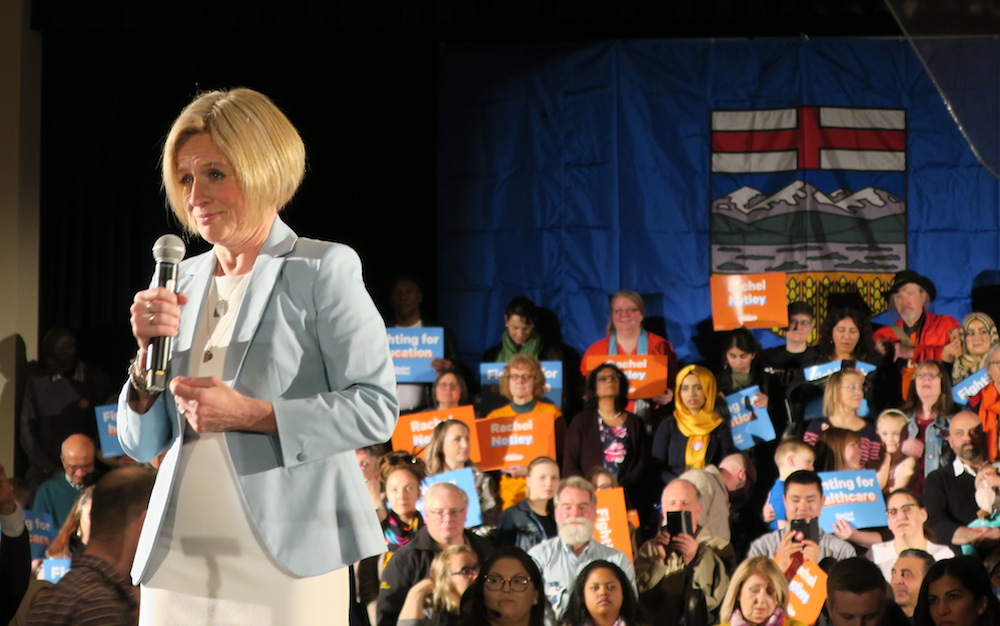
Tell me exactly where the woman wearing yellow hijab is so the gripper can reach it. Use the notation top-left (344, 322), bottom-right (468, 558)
top-left (651, 364), bottom-right (735, 484)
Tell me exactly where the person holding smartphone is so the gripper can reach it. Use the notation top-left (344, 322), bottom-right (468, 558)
top-left (634, 479), bottom-right (732, 623)
top-left (747, 471), bottom-right (856, 576)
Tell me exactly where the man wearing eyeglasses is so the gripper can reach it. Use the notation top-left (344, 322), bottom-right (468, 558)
top-left (30, 433), bottom-right (98, 528)
top-left (762, 302), bottom-right (819, 434)
top-left (376, 482), bottom-right (494, 626)
top-left (527, 477), bottom-right (635, 618)
top-left (924, 411), bottom-right (1000, 555)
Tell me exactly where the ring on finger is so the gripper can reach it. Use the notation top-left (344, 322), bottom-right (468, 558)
top-left (149, 314), bottom-right (155, 325)
top-left (144, 300), bottom-right (153, 312)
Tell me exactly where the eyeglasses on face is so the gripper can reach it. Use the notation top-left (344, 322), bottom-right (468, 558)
top-left (508, 373), bottom-right (535, 382)
top-left (613, 307), bottom-right (640, 316)
top-left (886, 503), bottom-right (917, 518)
top-left (483, 575), bottom-right (532, 592)
top-left (426, 507), bottom-right (466, 518)
top-left (596, 373), bottom-right (620, 383)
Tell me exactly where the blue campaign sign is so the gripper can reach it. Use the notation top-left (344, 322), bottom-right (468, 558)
top-left (23, 510), bottom-right (56, 560)
top-left (388, 327), bottom-right (445, 383)
top-left (419, 467), bottom-right (483, 528)
top-left (41, 558), bottom-right (72, 583)
top-left (953, 368), bottom-right (990, 406)
top-left (803, 360), bottom-right (875, 382)
top-left (480, 361), bottom-right (564, 410)
top-left (818, 469), bottom-right (887, 532)
top-left (725, 386), bottom-right (776, 450)
top-left (94, 403), bottom-right (125, 458)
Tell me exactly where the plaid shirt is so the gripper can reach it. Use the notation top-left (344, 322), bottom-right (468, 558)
top-left (27, 555), bottom-right (137, 625)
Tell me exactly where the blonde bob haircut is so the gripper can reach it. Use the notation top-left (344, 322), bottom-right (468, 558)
top-left (162, 88), bottom-right (306, 234)
top-left (606, 290), bottom-right (646, 335)
top-left (823, 368), bottom-right (865, 418)
top-left (499, 353), bottom-right (546, 401)
top-left (719, 556), bottom-right (790, 622)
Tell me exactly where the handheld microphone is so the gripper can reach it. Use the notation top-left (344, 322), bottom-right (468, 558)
top-left (145, 234), bottom-right (186, 392)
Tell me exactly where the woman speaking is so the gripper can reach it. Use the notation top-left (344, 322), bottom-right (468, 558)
top-left (118, 88), bottom-right (398, 624)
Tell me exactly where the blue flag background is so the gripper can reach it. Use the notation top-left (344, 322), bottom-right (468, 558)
top-left (438, 38), bottom-right (998, 367)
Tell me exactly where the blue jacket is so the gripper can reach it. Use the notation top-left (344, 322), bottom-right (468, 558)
top-left (495, 498), bottom-right (556, 553)
top-left (117, 217), bottom-right (398, 583)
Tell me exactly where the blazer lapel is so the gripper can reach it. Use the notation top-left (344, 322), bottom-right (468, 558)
top-left (224, 216), bottom-right (297, 384)
top-left (174, 251), bottom-right (216, 378)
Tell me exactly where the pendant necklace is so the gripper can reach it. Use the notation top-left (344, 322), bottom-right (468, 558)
top-left (203, 272), bottom-right (250, 362)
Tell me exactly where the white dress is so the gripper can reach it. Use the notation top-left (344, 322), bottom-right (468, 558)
top-left (140, 272), bottom-right (349, 626)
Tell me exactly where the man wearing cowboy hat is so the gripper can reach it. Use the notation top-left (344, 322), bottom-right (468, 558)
top-left (874, 269), bottom-right (959, 398)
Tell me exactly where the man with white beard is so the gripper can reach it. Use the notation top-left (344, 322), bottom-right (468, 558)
top-left (527, 477), bottom-right (635, 618)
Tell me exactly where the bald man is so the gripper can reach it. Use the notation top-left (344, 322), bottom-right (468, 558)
top-left (924, 411), bottom-right (1000, 554)
top-left (635, 479), bottom-right (731, 622)
top-left (30, 434), bottom-right (97, 528)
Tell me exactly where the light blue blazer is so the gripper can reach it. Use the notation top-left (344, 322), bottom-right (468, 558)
top-left (117, 217), bottom-right (399, 584)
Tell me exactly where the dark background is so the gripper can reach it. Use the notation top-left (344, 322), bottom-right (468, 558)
top-left (30, 0), bottom-right (902, 377)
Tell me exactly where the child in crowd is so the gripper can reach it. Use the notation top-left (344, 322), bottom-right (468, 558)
top-left (875, 409), bottom-right (923, 495)
top-left (761, 439), bottom-right (815, 530)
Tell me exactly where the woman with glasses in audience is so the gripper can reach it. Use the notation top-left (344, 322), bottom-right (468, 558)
top-left (426, 419), bottom-right (499, 535)
top-left (580, 290), bottom-right (676, 408)
top-left (432, 370), bottom-right (470, 411)
top-left (803, 369), bottom-right (882, 469)
top-left (486, 354), bottom-right (564, 509)
top-left (867, 489), bottom-right (954, 581)
top-left (912, 555), bottom-right (1000, 626)
top-left (945, 312), bottom-right (998, 386)
top-left (902, 360), bottom-right (955, 480)
top-left (496, 456), bottom-right (560, 552)
top-left (398, 545), bottom-right (479, 626)
top-left (717, 556), bottom-right (805, 626)
top-left (559, 560), bottom-right (644, 626)
top-left (652, 364), bottom-right (735, 485)
top-left (563, 363), bottom-right (648, 509)
top-left (460, 546), bottom-right (551, 626)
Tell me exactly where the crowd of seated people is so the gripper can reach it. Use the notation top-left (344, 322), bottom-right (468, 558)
top-left (10, 269), bottom-right (1000, 625)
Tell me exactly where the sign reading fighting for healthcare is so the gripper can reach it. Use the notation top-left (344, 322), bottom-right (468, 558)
top-left (709, 272), bottom-right (788, 330)
top-left (803, 359), bottom-right (876, 382)
top-left (817, 469), bottom-right (887, 532)
top-left (391, 405), bottom-right (480, 463)
top-left (953, 368), bottom-right (990, 406)
top-left (41, 558), bottom-right (72, 583)
top-left (593, 487), bottom-right (633, 562)
top-left (480, 361), bottom-right (564, 410)
top-left (726, 386), bottom-right (776, 450)
top-left (24, 510), bottom-right (56, 560)
top-left (387, 327), bottom-right (444, 383)
top-left (787, 559), bottom-right (828, 625)
top-left (475, 413), bottom-right (556, 471)
top-left (582, 355), bottom-right (669, 400)
top-left (420, 467), bottom-right (483, 528)
top-left (94, 403), bottom-right (125, 458)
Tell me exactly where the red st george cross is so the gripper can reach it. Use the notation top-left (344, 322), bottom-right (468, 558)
top-left (712, 107), bottom-right (906, 170)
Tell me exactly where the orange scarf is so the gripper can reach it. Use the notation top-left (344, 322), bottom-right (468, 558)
top-left (674, 364), bottom-right (723, 469)
top-left (979, 383), bottom-right (1000, 462)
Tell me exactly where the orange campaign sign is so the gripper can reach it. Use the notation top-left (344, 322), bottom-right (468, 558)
top-left (710, 272), bottom-right (789, 330)
top-left (582, 354), bottom-right (669, 400)
top-left (475, 412), bottom-right (555, 472)
top-left (786, 559), bottom-right (828, 626)
top-left (593, 487), bottom-right (633, 562)
top-left (391, 405), bottom-right (481, 464)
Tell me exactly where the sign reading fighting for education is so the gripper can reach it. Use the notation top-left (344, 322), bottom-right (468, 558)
top-left (475, 412), bottom-right (556, 471)
top-left (582, 355), bottom-right (669, 400)
top-left (391, 405), bottom-right (480, 463)
top-left (24, 510), bottom-right (56, 560)
top-left (593, 487), bottom-right (633, 562)
top-left (953, 368), bottom-right (990, 406)
top-left (95, 403), bottom-right (125, 458)
top-left (709, 272), bottom-right (788, 330)
top-left (725, 385), bottom-right (776, 450)
top-left (787, 559), bottom-right (828, 625)
top-left (480, 361), bottom-right (564, 410)
top-left (420, 467), bottom-right (483, 528)
top-left (818, 469), bottom-right (887, 532)
top-left (387, 327), bottom-right (444, 383)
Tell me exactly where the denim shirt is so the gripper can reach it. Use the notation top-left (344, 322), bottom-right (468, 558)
top-left (908, 412), bottom-right (950, 476)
